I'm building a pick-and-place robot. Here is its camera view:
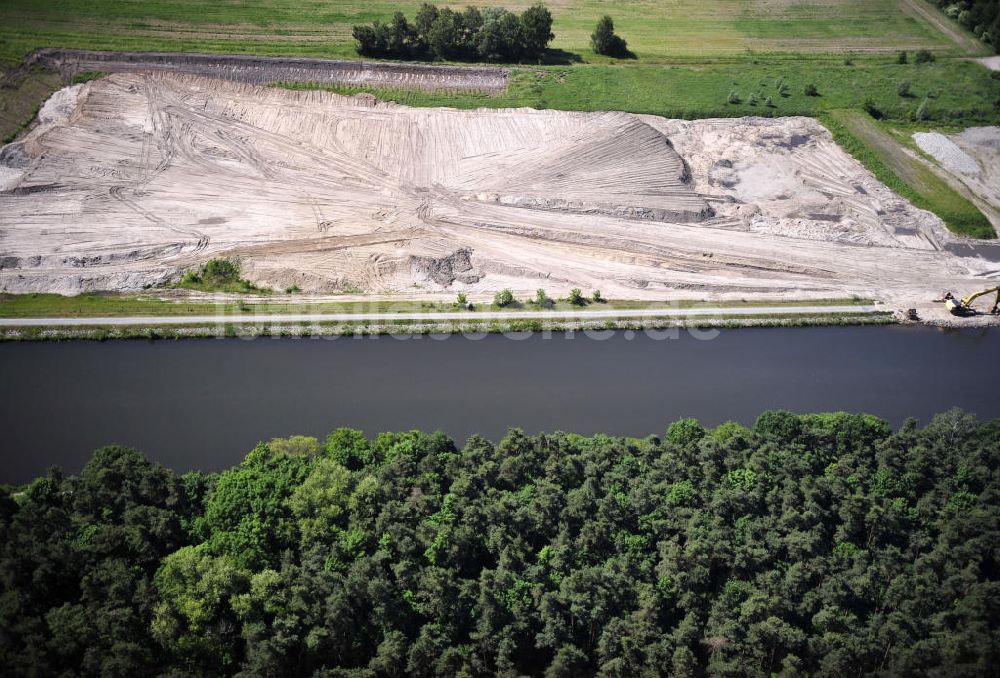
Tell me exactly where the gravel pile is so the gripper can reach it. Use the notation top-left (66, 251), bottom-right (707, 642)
top-left (913, 131), bottom-right (981, 176)
top-left (975, 55), bottom-right (1000, 71)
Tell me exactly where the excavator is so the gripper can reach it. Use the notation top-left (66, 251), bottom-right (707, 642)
top-left (943, 286), bottom-right (1000, 316)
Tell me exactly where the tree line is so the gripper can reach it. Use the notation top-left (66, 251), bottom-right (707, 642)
top-left (933, 0), bottom-right (1000, 52)
top-left (353, 3), bottom-right (554, 63)
top-left (0, 410), bottom-right (997, 675)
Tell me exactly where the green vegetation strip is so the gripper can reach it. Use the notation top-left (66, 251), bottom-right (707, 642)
top-left (0, 311), bottom-right (894, 342)
top-left (276, 57), bottom-right (1000, 125)
top-left (0, 293), bottom-right (874, 319)
top-left (1, 410), bottom-right (995, 674)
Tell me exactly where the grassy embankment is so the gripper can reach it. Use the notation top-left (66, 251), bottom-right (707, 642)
top-left (0, 67), bottom-right (61, 143)
top-left (0, 256), bottom-right (878, 329)
top-left (0, 312), bottom-right (895, 342)
top-left (280, 58), bottom-right (998, 121)
top-left (0, 293), bottom-right (875, 319)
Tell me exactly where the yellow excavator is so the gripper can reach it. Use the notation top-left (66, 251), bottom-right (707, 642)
top-left (944, 286), bottom-right (1000, 316)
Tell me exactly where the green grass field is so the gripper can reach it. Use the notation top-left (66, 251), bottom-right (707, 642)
top-left (0, 0), bottom-right (982, 67)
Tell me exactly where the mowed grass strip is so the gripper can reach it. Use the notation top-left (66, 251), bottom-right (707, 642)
top-left (821, 109), bottom-right (994, 238)
top-left (0, 0), bottom-right (965, 66)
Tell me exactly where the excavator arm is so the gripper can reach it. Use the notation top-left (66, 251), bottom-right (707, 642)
top-left (945, 286), bottom-right (1000, 315)
top-left (960, 286), bottom-right (1000, 308)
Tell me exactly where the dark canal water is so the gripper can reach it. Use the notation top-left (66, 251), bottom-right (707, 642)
top-left (1, 325), bottom-right (997, 484)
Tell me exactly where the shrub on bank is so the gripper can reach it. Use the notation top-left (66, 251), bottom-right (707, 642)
top-left (176, 258), bottom-right (267, 294)
top-left (493, 288), bottom-right (515, 307)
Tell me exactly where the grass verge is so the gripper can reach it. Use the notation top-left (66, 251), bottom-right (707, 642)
top-left (0, 293), bottom-right (874, 319)
top-left (0, 311), bottom-right (896, 342)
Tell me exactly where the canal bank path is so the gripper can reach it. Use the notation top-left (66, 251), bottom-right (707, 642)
top-left (0, 304), bottom-right (882, 326)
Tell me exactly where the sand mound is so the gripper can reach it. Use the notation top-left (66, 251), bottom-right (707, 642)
top-left (0, 73), bottom-right (995, 302)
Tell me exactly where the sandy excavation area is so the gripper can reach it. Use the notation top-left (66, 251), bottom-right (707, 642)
top-left (914, 127), bottom-right (1000, 228)
top-left (1, 73), bottom-right (997, 313)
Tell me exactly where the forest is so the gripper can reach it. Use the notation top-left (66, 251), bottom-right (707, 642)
top-left (934, 0), bottom-right (1000, 52)
top-left (0, 410), bottom-right (997, 676)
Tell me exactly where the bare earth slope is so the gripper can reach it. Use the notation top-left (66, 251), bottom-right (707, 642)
top-left (0, 73), bottom-right (996, 307)
top-left (28, 49), bottom-right (509, 93)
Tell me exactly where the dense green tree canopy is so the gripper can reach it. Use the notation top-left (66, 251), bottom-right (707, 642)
top-left (934, 0), bottom-right (1000, 52)
top-left (1, 411), bottom-right (998, 675)
top-left (354, 3), bottom-right (554, 63)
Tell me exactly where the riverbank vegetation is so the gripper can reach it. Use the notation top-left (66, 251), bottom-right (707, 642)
top-left (0, 293), bottom-right (875, 319)
top-left (0, 311), bottom-right (897, 342)
top-left (0, 410), bottom-right (996, 674)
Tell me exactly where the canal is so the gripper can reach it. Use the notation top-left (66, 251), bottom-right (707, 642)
top-left (1, 325), bottom-right (997, 484)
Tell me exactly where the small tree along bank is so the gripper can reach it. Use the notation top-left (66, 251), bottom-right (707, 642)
top-left (591, 15), bottom-right (629, 58)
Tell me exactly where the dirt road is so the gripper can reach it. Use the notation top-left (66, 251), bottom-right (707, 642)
top-left (0, 304), bottom-right (881, 327)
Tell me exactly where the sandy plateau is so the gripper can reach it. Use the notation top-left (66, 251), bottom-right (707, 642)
top-left (1, 73), bottom-right (997, 318)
